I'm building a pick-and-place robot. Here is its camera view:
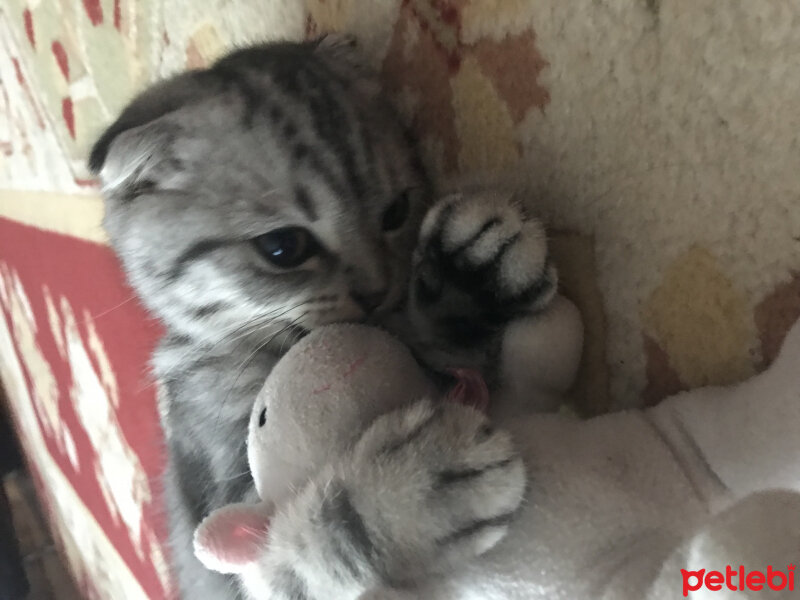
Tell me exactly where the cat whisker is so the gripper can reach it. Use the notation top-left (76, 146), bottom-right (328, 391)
top-left (177, 300), bottom-right (313, 364)
top-left (212, 301), bottom-right (311, 346)
top-left (278, 317), bottom-right (308, 356)
top-left (213, 313), bottom-right (308, 435)
top-left (89, 294), bottom-right (139, 319)
top-left (214, 303), bottom-right (308, 351)
top-left (215, 469), bottom-right (253, 482)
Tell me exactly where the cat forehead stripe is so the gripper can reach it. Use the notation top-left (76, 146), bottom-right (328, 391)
top-left (294, 186), bottom-right (318, 222)
top-left (168, 238), bottom-right (233, 281)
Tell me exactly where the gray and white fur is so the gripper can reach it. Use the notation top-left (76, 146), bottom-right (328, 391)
top-left (90, 36), bottom-right (556, 600)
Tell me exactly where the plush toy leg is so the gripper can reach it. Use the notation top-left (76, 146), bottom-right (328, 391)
top-left (648, 318), bottom-right (800, 504)
top-left (499, 295), bottom-right (583, 414)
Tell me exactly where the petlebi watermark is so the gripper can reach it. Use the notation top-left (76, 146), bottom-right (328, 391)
top-left (681, 565), bottom-right (796, 596)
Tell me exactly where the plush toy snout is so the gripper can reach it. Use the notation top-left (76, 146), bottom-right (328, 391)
top-left (195, 323), bottom-right (440, 577)
top-left (246, 323), bottom-right (438, 506)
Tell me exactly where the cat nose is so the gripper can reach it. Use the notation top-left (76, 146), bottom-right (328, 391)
top-left (350, 289), bottom-right (388, 314)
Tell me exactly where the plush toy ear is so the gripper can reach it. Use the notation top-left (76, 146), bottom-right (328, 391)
top-left (193, 502), bottom-right (272, 574)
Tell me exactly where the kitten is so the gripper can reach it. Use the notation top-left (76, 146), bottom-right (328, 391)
top-left (90, 36), bottom-right (555, 600)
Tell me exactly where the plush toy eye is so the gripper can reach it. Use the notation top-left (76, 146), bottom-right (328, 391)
top-left (253, 227), bottom-right (318, 268)
top-left (382, 191), bottom-right (411, 231)
top-left (258, 407), bottom-right (267, 427)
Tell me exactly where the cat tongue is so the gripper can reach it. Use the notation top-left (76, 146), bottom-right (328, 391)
top-left (445, 368), bottom-right (489, 413)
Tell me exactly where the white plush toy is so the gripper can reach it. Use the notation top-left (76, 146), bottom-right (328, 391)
top-left (194, 297), bottom-right (800, 600)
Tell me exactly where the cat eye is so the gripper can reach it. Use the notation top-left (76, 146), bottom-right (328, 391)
top-left (253, 227), bottom-right (318, 268)
top-left (258, 407), bottom-right (267, 427)
top-left (382, 191), bottom-right (411, 232)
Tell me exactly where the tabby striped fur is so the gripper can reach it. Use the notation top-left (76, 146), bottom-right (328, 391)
top-left (90, 36), bottom-right (554, 600)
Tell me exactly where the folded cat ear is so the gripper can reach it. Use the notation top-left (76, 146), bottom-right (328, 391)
top-left (94, 118), bottom-right (189, 202)
top-left (89, 69), bottom-right (225, 203)
top-left (313, 32), bottom-right (360, 61)
top-left (313, 33), bottom-right (381, 97)
top-left (88, 71), bottom-right (216, 175)
top-left (193, 502), bottom-right (273, 574)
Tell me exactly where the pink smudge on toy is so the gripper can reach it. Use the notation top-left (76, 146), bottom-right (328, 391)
top-left (342, 356), bottom-right (366, 379)
top-left (312, 356), bottom-right (367, 394)
top-left (446, 368), bottom-right (489, 413)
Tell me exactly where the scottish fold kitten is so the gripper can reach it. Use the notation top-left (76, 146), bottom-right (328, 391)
top-left (90, 36), bottom-right (555, 599)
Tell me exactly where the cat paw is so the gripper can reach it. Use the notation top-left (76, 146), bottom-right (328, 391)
top-left (344, 400), bottom-right (526, 579)
top-left (410, 190), bottom-right (557, 347)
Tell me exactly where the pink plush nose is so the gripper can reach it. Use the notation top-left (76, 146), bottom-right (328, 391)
top-left (445, 368), bottom-right (489, 413)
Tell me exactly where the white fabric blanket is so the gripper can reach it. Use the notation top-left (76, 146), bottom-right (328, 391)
top-left (417, 309), bottom-right (800, 599)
